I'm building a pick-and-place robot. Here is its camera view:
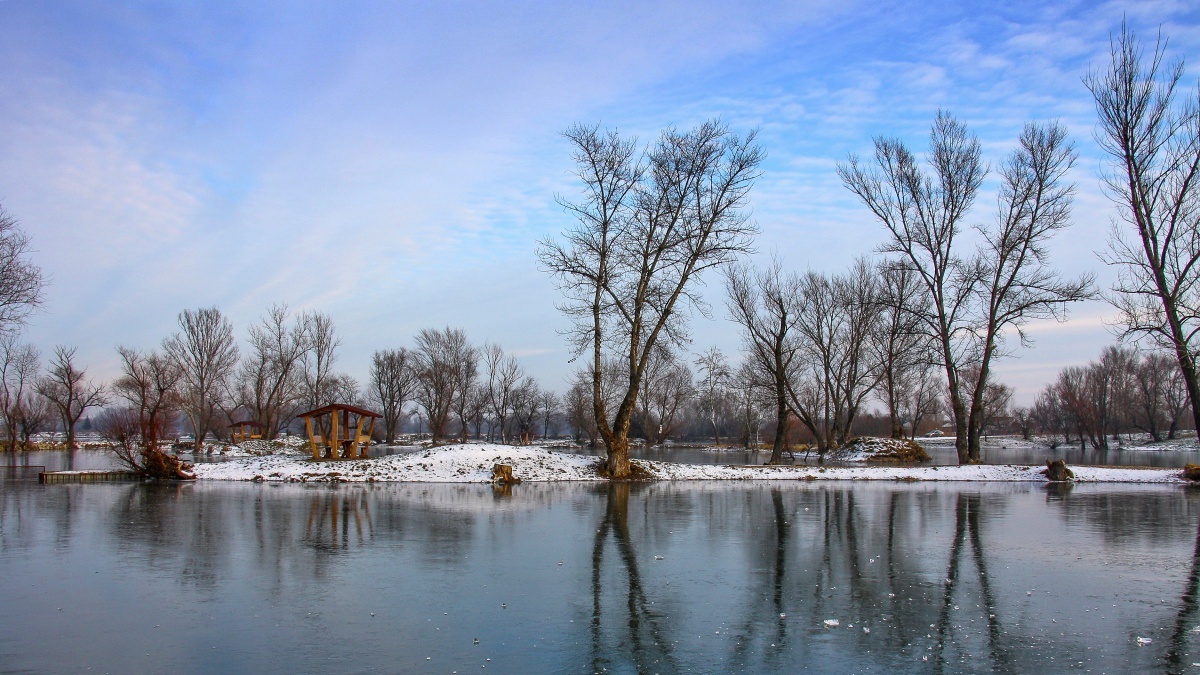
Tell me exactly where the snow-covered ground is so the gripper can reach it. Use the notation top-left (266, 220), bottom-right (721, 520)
top-left (191, 442), bottom-right (1194, 484)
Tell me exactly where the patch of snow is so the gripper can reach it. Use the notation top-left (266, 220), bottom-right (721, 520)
top-left (190, 443), bottom-right (1196, 484)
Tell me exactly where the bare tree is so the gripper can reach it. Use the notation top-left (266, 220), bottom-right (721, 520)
top-left (299, 311), bottom-right (342, 409)
top-left (368, 348), bottom-right (417, 443)
top-left (729, 361), bottom-right (767, 449)
top-left (841, 112), bottom-right (1091, 462)
top-left (639, 350), bottom-right (693, 445)
top-left (725, 258), bottom-right (800, 464)
top-left (694, 347), bottom-right (731, 447)
top-left (483, 343), bottom-right (522, 443)
top-left (539, 120), bottom-right (762, 478)
top-left (414, 327), bottom-right (475, 444)
top-left (36, 346), bottom-right (106, 449)
top-left (784, 261), bottom-right (882, 456)
top-left (0, 205), bottom-right (44, 334)
top-left (164, 307), bottom-right (238, 452)
top-left (0, 335), bottom-right (38, 451)
top-left (233, 304), bottom-right (311, 438)
top-left (16, 390), bottom-right (53, 445)
top-left (1086, 23), bottom-right (1200, 436)
top-left (114, 346), bottom-right (193, 479)
top-left (539, 389), bottom-right (560, 439)
top-left (872, 262), bottom-right (933, 439)
top-left (509, 376), bottom-right (541, 444)
top-left (565, 372), bottom-right (596, 446)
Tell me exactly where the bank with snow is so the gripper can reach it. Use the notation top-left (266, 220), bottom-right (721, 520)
top-left (190, 443), bottom-right (1194, 484)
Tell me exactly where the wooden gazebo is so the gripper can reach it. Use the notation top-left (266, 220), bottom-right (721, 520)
top-left (297, 403), bottom-right (381, 460)
top-left (229, 420), bottom-right (264, 444)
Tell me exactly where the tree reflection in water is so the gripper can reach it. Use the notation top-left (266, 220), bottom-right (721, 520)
top-left (933, 492), bottom-right (1012, 672)
top-left (590, 482), bottom-right (677, 674)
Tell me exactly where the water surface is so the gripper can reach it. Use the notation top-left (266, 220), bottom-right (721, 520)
top-left (4, 477), bottom-right (1200, 673)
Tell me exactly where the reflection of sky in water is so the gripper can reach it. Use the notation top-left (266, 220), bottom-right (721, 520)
top-left (2, 480), bottom-right (1200, 672)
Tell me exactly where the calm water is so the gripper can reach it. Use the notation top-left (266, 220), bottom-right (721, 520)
top-left (4, 476), bottom-right (1200, 673)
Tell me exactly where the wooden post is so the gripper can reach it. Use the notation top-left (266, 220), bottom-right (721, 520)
top-left (305, 417), bottom-right (318, 460)
top-left (330, 412), bottom-right (339, 460)
top-left (353, 416), bottom-right (366, 458)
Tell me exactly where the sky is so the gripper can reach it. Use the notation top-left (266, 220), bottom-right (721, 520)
top-left (1, 0), bottom-right (1199, 407)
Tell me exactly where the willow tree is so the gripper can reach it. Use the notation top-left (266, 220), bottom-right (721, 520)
top-left (540, 120), bottom-right (762, 478)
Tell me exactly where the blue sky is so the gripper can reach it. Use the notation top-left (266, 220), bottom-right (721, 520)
top-left (1, 0), bottom-right (1198, 405)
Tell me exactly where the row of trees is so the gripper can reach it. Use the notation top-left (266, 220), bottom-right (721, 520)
top-left (541, 23), bottom-right (1200, 474)
top-left (1032, 345), bottom-right (1193, 448)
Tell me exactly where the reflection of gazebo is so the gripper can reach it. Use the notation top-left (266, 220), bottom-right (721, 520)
top-left (229, 420), bottom-right (264, 444)
top-left (297, 404), bottom-right (381, 460)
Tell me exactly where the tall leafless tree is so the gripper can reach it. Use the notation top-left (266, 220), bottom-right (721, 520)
top-left (0, 205), bottom-right (44, 334)
top-left (638, 349), bottom-right (693, 445)
top-left (300, 311), bottom-right (342, 409)
top-left (539, 389), bottom-right (560, 439)
top-left (872, 262), bottom-right (933, 439)
top-left (36, 346), bottom-right (106, 449)
top-left (785, 261), bottom-right (882, 456)
top-left (1086, 23), bottom-right (1200, 436)
top-left (414, 327), bottom-right (475, 445)
top-left (115, 346), bottom-right (184, 451)
top-left (482, 343), bottom-right (522, 443)
top-left (233, 304), bottom-right (311, 438)
top-left (725, 258), bottom-right (799, 464)
top-left (509, 376), bottom-right (541, 444)
top-left (539, 120), bottom-right (762, 478)
top-left (0, 335), bottom-right (38, 451)
top-left (840, 112), bottom-right (1091, 462)
top-left (694, 347), bottom-right (731, 447)
top-left (164, 307), bottom-right (238, 452)
top-left (368, 348), bottom-right (417, 443)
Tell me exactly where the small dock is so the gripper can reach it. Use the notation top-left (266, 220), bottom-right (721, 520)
top-left (39, 470), bottom-right (140, 484)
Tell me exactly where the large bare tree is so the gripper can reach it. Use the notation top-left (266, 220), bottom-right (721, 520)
top-left (785, 261), bottom-right (882, 456)
top-left (164, 307), bottom-right (239, 452)
top-left (725, 258), bottom-right (800, 464)
top-left (0, 205), bottom-right (44, 334)
top-left (0, 335), bottom-right (38, 452)
top-left (368, 348), bottom-right (417, 443)
top-left (233, 304), bottom-right (311, 438)
top-left (115, 346), bottom-right (184, 452)
top-left (872, 262), bottom-right (933, 439)
top-left (36, 346), bottom-right (106, 449)
top-left (540, 120), bottom-right (762, 478)
top-left (1085, 23), bottom-right (1200, 436)
top-left (300, 311), bottom-right (342, 409)
top-left (413, 327), bottom-right (475, 444)
top-left (840, 112), bottom-right (1091, 462)
top-left (693, 347), bottom-right (731, 447)
top-left (482, 343), bottom-right (522, 443)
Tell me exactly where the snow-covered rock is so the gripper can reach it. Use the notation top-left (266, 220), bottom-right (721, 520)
top-left (828, 437), bottom-right (931, 463)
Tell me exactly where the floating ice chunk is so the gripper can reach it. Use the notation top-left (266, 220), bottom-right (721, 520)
top-left (823, 619), bottom-right (840, 628)
top-left (654, 556), bottom-right (664, 560)
top-left (1137, 637), bottom-right (1153, 646)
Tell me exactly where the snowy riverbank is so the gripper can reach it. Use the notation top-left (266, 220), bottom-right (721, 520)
top-left (191, 443), bottom-right (1194, 484)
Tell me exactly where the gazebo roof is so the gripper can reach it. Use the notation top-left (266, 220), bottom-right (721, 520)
top-left (296, 403), bottom-right (382, 419)
top-left (229, 419), bottom-right (264, 428)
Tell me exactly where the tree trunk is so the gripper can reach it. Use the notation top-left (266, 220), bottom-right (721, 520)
top-left (605, 434), bottom-right (631, 478)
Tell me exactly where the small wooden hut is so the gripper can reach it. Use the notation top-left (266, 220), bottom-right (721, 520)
top-left (296, 403), bottom-right (381, 460)
top-left (229, 420), bottom-right (264, 444)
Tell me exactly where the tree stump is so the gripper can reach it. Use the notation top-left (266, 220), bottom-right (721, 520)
top-left (492, 464), bottom-right (520, 485)
top-left (1181, 464), bottom-right (1200, 481)
top-left (1043, 458), bottom-right (1074, 482)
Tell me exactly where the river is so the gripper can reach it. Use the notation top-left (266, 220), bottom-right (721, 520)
top-left (3, 474), bottom-right (1200, 673)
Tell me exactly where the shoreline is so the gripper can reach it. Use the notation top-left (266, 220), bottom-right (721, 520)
top-left (189, 443), bottom-right (1194, 485)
